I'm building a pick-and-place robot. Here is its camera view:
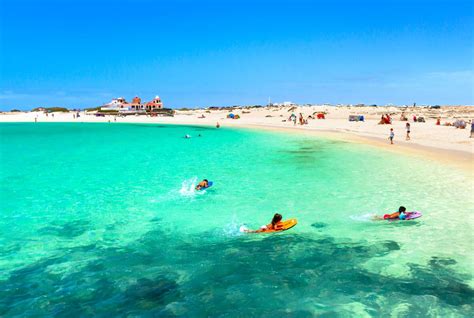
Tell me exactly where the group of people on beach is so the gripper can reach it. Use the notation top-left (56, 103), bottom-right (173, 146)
top-left (379, 114), bottom-right (392, 125)
top-left (288, 111), bottom-right (318, 126)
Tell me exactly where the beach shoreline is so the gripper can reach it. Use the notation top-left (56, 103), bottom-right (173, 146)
top-left (1, 106), bottom-right (473, 172)
top-left (234, 123), bottom-right (474, 172)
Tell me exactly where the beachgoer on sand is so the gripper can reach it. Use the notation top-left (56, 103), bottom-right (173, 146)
top-left (471, 120), bottom-right (474, 138)
top-left (389, 128), bottom-right (394, 144)
top-left (413, 115), bottom-right (417, 122)
top-left (406, 123), bottom-right (411, 140)
top-left (379, 115), bottom-right (385, 125)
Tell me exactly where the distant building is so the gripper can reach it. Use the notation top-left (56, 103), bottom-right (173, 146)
top-left (101, 97), bottom-right (131, 111)
top-left (130, 96), bottom-right (144, 111)
top-left (145, 96), bottom-right (163, 111)
top-left (99, 95), bottom-right (163, 112)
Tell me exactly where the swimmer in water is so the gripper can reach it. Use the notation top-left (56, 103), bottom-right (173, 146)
top-left (373, 206), bottom-right (407, 220)
top-left (195, 179), bottom-right (209, 190)
top-left (242, 213), bottom-right (284, 233)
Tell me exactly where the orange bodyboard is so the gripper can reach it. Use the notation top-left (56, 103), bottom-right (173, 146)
top-left (257, 218), bottom-right (297, 233)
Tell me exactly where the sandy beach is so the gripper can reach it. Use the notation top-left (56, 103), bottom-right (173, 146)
top-left (2, 106), bottom-right (473, 170)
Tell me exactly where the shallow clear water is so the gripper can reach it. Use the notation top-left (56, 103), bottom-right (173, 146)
top-left (0, 123), bottom-right (473, 317)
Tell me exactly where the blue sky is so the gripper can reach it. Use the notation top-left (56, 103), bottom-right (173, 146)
top-left (0, 0), bottom-right (472, 110)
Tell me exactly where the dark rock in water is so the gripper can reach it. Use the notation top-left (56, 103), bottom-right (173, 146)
top-left (0, 243), bottom-right (22, 256)
top-left (124, 276), bottom-right (180, 307)
top-left (429, 257), bottom-right (457, 267)
top-left (150, 217), bottom-right (162, 223)
top-left (39, 220), bottom-right (90, 238)
top-left (1, 226), bottom-right (473, 316)
top-left (311, 222), bottom-right (327, 229)
top-left (382, 241), bottom-right (401, 251)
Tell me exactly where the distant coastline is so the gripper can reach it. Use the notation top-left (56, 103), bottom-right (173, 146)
top-left (2, 105), bottom-right (473, 172)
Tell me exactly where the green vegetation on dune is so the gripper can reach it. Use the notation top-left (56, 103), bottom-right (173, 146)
top-left (32, 107), bottom-right (69, 112)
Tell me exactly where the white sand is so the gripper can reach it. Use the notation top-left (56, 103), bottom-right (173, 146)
top-left (2, 106), bottom-right (473, 170)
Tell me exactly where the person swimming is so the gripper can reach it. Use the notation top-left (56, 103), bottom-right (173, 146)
top-left (195, 179), bottom-right (209, 190)
top-left (374, 206), bottom-right (407, 220)
top-left (242, 213), bottom-right (284, 233)
top-left (263, 213), bottom-right (284, 231)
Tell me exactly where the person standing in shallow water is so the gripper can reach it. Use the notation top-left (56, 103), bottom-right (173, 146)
top-left (406, 123), bottom-right (411, 140)
top-left (389, 128), bottom-right (394, 144)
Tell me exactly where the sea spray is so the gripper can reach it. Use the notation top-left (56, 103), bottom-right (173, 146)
top-left (222, 214), bottom-right (245, 236)
top-left (350, 213), bottom-right (377, 222)
top-left (179, 177), bottom-right (201, 197)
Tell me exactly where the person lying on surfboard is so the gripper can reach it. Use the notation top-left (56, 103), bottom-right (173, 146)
top-left (242, 213), bottom-right (284, 233)
top-left (373, 206), bottom-right (407, 220)
top-left (195, 179), bottom-right (209, 190)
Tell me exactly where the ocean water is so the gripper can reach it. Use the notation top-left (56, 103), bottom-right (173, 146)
top-left (0, 122), bottom-right (473, 317)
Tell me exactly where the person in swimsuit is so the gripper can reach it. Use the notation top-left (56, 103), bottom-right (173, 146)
top-left (241, 213), bottom-right (284, 233)
top-left (262, 213), bottom-right (283, 231)
top-left (406, 123), bottom-right (411, 140)
top-left (389, 128), bottom-right (394, 144)
top-left (373, 206), bottom-right (407, 220)
top-left (195, 179), bottom-right (209, 190)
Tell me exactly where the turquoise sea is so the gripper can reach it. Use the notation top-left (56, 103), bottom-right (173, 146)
top-left (0, 123), bottom-right (473, 317)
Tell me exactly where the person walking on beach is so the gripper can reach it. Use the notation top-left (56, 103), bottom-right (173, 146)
top-left (406, 123), bottom-right (411, 140)
top-left (470, 120), bottom-right (474, 138)
top-left (389, 128), bottom-right (394, 144)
